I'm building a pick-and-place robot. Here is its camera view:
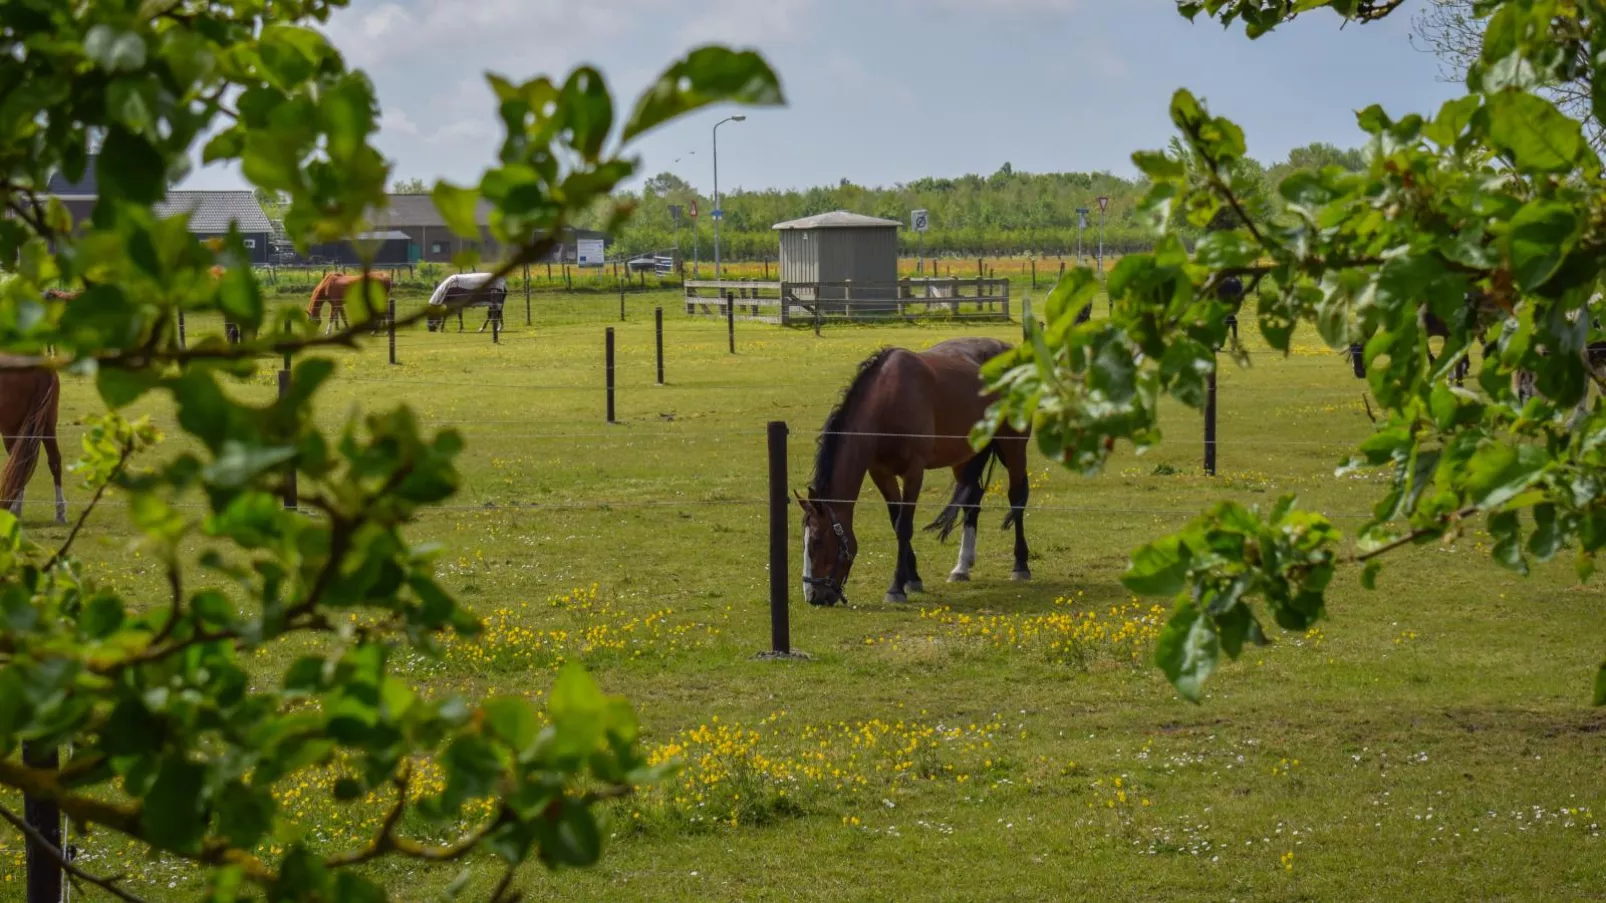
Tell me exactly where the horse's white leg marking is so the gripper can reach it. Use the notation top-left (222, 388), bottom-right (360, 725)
top-left (949, 524), bottom-right (977, 580)
top-left (801, 532), bottom-right (815, 604)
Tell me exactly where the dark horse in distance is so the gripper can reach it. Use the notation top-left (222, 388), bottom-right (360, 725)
top-left (798, 337), bottom-right (1033, 606)
top-left (0, 356), bottom-right (66, 524)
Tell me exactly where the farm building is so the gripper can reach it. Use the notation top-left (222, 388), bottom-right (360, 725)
top-left (307, 230), bottom-right (414, 266)
top-left (45, 158), bottom-right (275, 264)
top-left (773, 211), bottom-right (900, 305)
top-left (369, 194), bottom-right (610, 265)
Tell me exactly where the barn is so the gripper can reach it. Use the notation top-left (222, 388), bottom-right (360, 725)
top-left (773, 211), bottom-right (900, 306)
top-left (308, 231), bottom-right (415, 266)
top-left (45, 159), bottom-right (275, 265)
top-left (368, 195), bottom-right (609, 265)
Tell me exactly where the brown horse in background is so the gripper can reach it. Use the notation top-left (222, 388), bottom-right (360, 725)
top-left (0, 357), bottom-right (66, 524)
top-left (797, 337), bottom-right (1034, 606)
top-left (306, 271), bottom-right (393, 335)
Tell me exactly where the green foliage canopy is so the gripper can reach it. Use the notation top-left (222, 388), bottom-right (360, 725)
top-left (976, 0), bottom-right (1606, 704)
top-left (0, 1), bottom-right (781, 899)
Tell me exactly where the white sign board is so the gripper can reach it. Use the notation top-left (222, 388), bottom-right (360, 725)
top-left (577, 238), bottom-right (606, 266)
top-left (1076, 207), bottom-right (1089, 229)
top-left (911, 209), bottom-right (929, 233)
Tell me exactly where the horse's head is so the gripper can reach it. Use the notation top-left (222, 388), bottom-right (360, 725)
top-left (797, 490), bottom-right (856, 606)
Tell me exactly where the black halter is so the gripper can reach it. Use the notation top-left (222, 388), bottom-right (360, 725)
top-left (803, 501), bottom-right (854, 606)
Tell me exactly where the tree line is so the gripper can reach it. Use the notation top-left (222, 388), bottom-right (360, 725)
top-left (560, 142), bottom-right (1368, 261)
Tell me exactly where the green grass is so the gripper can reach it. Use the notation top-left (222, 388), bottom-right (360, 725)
top-left (6, 288), bottom-right (1604, 901)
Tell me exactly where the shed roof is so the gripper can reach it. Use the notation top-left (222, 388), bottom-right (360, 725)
top-left (355, 230), bottom-right (413, 241)
top-left (373, 194), bottom-right (496, 228)
top-left (772, 211), bottom-right (901, 231)
top-left (154, 191), bottom-right (274, 233)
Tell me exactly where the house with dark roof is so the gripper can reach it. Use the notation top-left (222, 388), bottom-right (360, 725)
top-left (46, 158), bottom-right (275, 264)
top-left (370, 194), bottom-right (608, 265)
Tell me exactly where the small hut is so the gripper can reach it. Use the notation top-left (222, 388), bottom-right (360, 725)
top-left (773, 211), bottom-right (900, 311)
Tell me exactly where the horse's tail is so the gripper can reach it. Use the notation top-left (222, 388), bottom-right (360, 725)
top-left (923, 441), bottom-right (1000, 542)
top-left (1, 371), bottom-right (59, 516)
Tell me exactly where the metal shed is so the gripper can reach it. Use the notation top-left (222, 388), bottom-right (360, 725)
top-left (773, 211), bottom-right (900, 305)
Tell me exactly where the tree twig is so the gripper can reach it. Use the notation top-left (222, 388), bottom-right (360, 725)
top-left (42, 441), bottom-right (132, 572)
top-left (0, 802), bottom-right (149, 903)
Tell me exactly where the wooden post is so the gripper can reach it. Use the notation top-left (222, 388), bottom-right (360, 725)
top-left (977, 256), bottom-right (983, 279)
top-left (23, 743), bottom-right (61, 903)
top-left (546, 261), bottom-right (552, 282)
top-left (767, 420), bottom-right (791, 655)
top-left (387, 293), bottom-right (396, 366)
top-left (726, 290), bottom-right (735, 355)
top-left (655, 306), bottom-right (665, 385)
top-left (277, 369), bottom-right (297, 509)
top-left (1204, 360), bottom-right (1218, 477)
top-left (1031, 258), bottom-right (1036, 290)
top-left (605, 327), bottom-right (616, 423)
top-left (563, 264), bottom-right (572, 291)
top-left (764, 258), bottom-right (770, 280)
top-left (524, 263), bottom-right (531, 326)
top-left (619, 279), bottom-right (626, 322)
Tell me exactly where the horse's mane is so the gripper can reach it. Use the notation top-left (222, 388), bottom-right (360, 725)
top-left (809, 347), bottom-right (896, 497)
top-left (309, 271), bottom-right (337, 301)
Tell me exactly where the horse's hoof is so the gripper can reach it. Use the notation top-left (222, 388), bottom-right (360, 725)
top-left (884, 592), bottom-right (907, 604)
top-left (904, 580), bottom-right (925, 594)
top-left (54, 517), bottom-right (67, 526)
top-left (947, 571), bottom-right (971, 583)
top-left (1011, 570), bottom-right (1032, 582)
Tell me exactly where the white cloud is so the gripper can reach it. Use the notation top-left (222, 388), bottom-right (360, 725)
top-left (424, 118), bottom-right (497, 145)
top-left (326, 0), bottom-right (660, 70)
top-left (380, 107), bottom-right (419, 136)
top-left (674, 0), bottom-right (815, 48)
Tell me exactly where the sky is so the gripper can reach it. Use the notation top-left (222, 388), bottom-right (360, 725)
top-left (180, 0), bottom-right (1466, 194)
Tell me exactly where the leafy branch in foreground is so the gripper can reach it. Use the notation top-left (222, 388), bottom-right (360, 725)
top-left (978, 0), bottom-right (1606, 702)
top-left (0, 0), bottom-right (782, 898)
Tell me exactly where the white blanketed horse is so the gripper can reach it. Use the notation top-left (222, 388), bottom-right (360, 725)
top-left (426, 273), bottom-right (508, 333)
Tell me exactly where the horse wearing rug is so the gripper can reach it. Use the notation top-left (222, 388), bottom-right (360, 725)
top-left (426, 273), bottom-right (508, 333)
top-left (306, 271), bottom-right (393, 335)
top-left (797, 337), bottom-right (1034, 606)
top-left (0, 357), bottom-right (66, 524)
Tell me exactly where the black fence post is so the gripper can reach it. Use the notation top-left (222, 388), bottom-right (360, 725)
top-left (278, 370), bottom-right (297, 509)
top-left (726, 290), bottom-right (735, 355)
top-left (1204, 360), bottom-right (1218, 477)
top-left (177, 310), bottom-right (186, 349)
top-left (767, 420), bottom-right (791, 655)
top-left (387, 293), bottom-right (397, 366)
top-left (23, 742), bottom-right (61, 903)
top-left (655, 306), bottom-right (665, 385)
top-left (1031, 258), bottom-right (1037, 290)
top-left (524, 263), bottom-right (531, 326)
top-left (605, 327), bottom-right (616, 424)
top-left (619, 280), bottom-right (626, 322)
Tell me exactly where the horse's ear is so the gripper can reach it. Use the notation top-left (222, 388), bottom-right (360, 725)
top-left (793, 490), bottom-right (813, 515)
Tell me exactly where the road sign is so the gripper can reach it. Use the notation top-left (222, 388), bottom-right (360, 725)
top-left (688, 200), bottom-right (699, 218)
top-left (669, 204), bottom-right (683, 223)
top-left (911, 209), bottom-right (929, 233)
top-left (1076, 207), bottom-right (1089, 229)
top-left (711, 208), bottom-right (723, 221)
top-left (1096, 196), bottom-right (1110, 213)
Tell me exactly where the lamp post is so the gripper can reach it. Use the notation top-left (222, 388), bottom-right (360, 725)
top-left (713, 114), bottom-right (745, 281)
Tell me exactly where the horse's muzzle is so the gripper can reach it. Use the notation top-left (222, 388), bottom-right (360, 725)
top-left (803, 581), bottom-right (844, 607)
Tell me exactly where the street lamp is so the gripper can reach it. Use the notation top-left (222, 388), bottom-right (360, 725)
top-left (712, 114), bottom-right (745, 280)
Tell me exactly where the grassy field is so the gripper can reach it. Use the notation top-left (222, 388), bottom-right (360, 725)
top-left (3, 286), bottom-right (1604, 902)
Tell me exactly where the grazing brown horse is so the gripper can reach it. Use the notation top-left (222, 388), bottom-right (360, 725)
top-left (0, 357), bottom-right (66, 524)
top-left (306, 271), bottom-right (393, 334)
top-left (797, 337), bottom-right (1033, 606)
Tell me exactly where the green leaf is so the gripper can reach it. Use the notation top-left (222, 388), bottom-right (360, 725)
top-left (142, 758), bottom-right (207, 852)
top-left (1595, 661), bottom-right (1606, 707)
top-left (217, 263), bottom-right (264, 327)
top-left (622, 47), bottom-right (784, 142)
top-left (1121, 535), bottom-right (1191, 597)
top-left (80, 595), bottom-right (126, 639)
top-left (202, 442), bottom-right (295, 490)
top-left (1154, 601), bottom-right (1218, 703)
top-left (1505, 200), bottom-right (1579, 291)
top-left (482, 696), bottom-right (539, 754)
top-left (431, 183), bottom-right (482, 239)
top-left (1485, 91), bottom-right (1585, 174)
top-left (84, 26), bottom-right (148, 73)
top-left (541, 802), bottom-right (603, 868)
top-left (547, 663), bottom-right (606, 761)
top-left (96, 366), bottom-right (157, 409)
top-left (559, 66), bottom-right (614, 161)
top-left (1361, 560), bottom-right (1382, 591)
